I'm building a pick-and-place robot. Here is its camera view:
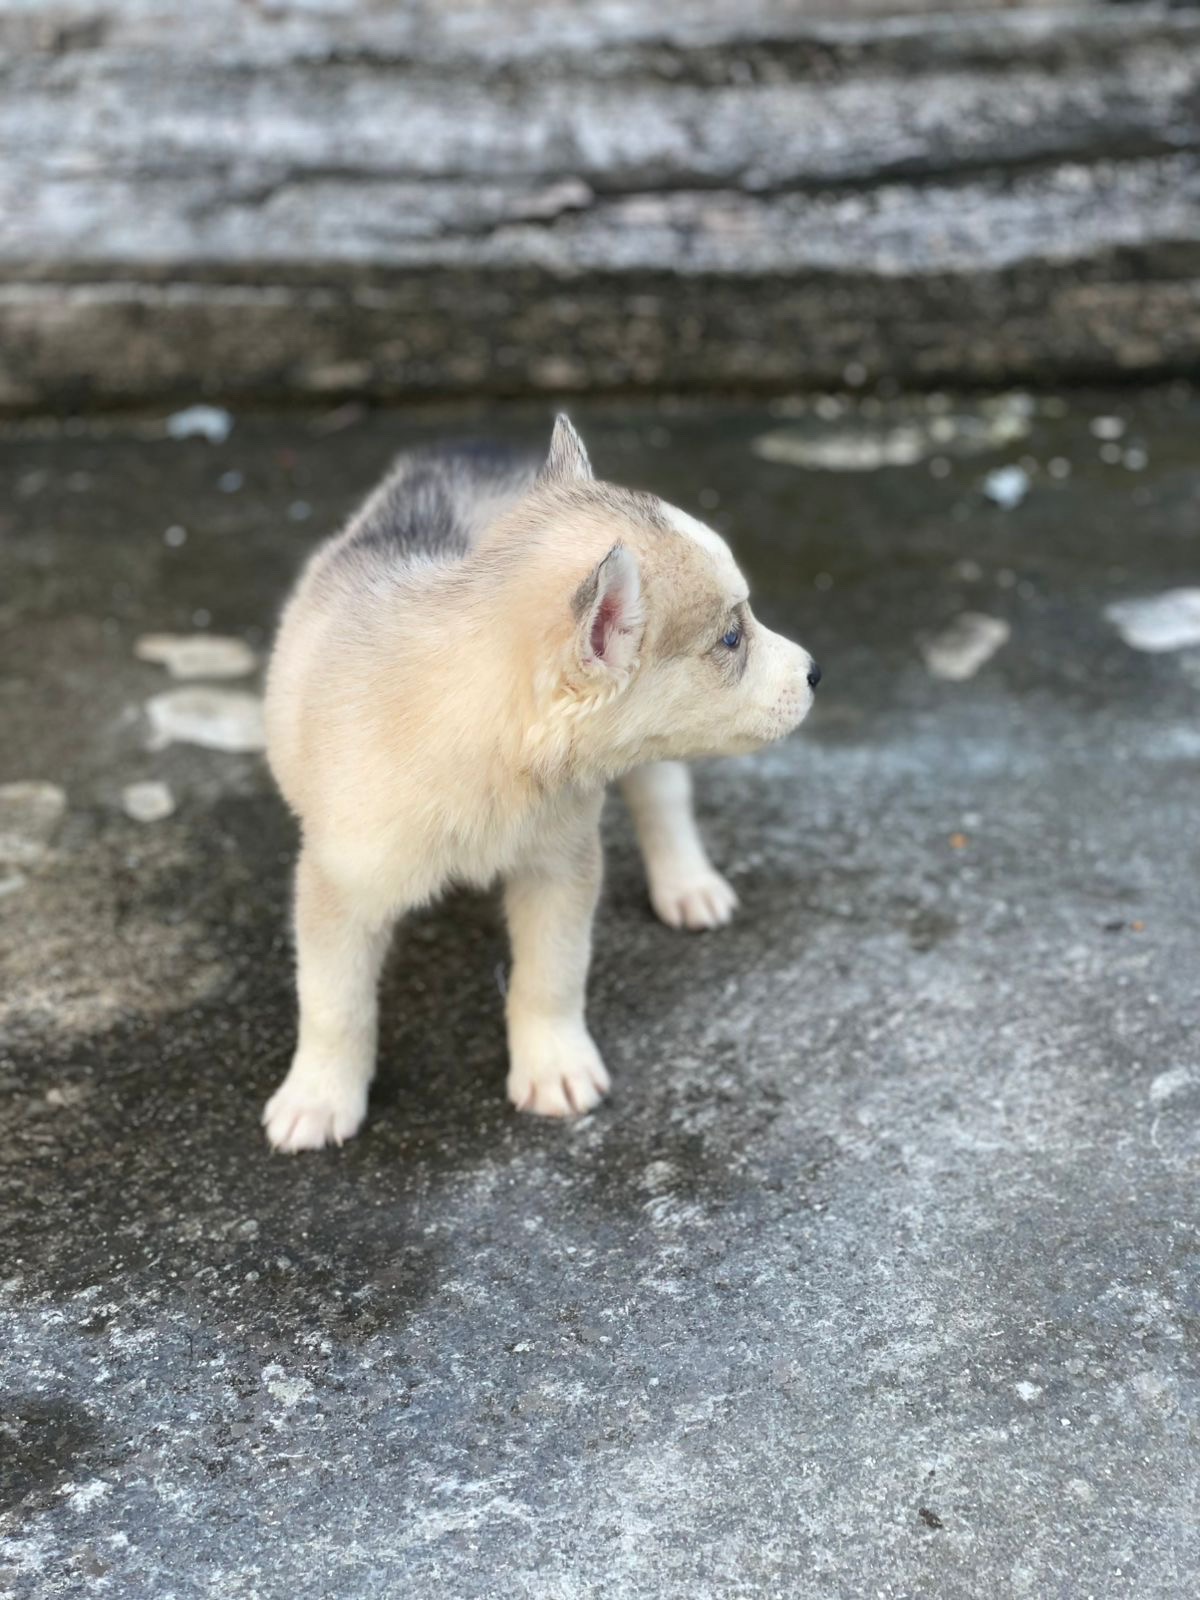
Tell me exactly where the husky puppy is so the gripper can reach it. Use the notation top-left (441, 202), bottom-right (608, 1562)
top-left (262, 416), bottom-right (820, 1151)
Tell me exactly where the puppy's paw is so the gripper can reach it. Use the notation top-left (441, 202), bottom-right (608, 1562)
top-left (507, 1021), bottom-right (611, 1118)
top-left (262, 1072), bottom-right (367, 1153)
top-left (649, 866), bottom-right (738, 932)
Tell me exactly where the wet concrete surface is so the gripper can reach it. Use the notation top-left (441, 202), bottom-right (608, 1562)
top-left (1, 392), bottom-right (1198, 1597)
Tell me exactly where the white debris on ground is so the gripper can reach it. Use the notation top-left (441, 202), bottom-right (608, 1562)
top-left (752, 393), bottom-right (1032, 471)
top-left (135, 633), bottom-right (257, 680)
top-left (165, 405), bottom-right (233, 444)
top-left (145, 689), bottom-right (266, 752)
top-left (1105, 590), bottom-right (1200, 653)
top-left (756, 423), bottom-right (930, 470)
top-left (920, 613), bottom-right (1012, 681)
top-left (1090, 416), bottom-right (1127, 441)
top-left (982, 465), bottom-right (1030, 509)
top-left (121, 781), bottom-right (176, 823)
top-left (0, 781), bottom-right (67, 864)
top-left (1149, 1066), bottom-right (1192, 1106)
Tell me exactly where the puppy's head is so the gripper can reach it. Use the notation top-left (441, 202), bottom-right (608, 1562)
top-left (516, 415), bottom-right (820, 778)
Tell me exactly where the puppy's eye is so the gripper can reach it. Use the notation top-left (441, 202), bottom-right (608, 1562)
top-left (721, 625), bottom-right (742, 650)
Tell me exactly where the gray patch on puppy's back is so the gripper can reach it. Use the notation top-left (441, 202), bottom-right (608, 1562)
top-left (349, 461), bottom-right (465, 562)
top-left (339, 440), bottom-right (537, 567)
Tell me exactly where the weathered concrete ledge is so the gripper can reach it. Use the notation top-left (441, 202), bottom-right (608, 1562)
top-left (3, 1), bottom-right (1200, 406)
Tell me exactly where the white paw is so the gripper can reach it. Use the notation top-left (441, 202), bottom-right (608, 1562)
top-left (507, 1020), bottom-right (611, 1118)
top-left (649, 866), bottom-right (738, 931)
top-left (262, 1072), bottom-right (367, 1152)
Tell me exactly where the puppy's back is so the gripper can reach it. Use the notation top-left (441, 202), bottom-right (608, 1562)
top-left (337, 440), bottom-right (537, 571)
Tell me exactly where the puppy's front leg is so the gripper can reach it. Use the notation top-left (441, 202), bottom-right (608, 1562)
top-left (263, 847), bottom-right (394, 1152)
top-left (620, 760), bottom-right (738, 931)
top-left (504, 799), bottom-right (610, 1117)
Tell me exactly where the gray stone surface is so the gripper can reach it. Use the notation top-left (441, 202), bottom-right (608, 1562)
top-left (1, 393), bottom-right (1198, 1597)
top-left (4, 1), bottom-right (1200, 405)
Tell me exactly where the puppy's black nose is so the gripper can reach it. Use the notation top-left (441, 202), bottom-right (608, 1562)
top-left (807, 662), bottom-right (822, 690)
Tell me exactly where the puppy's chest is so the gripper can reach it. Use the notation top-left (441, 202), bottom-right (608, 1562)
top-left (370, 787), bottom-right (590, 901)
top-left (440, 797), bottom-right (575, 889)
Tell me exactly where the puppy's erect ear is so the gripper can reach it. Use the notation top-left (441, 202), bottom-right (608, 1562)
top-left (539, 413), bottom-right (593, 484)
top-left (573, 544), bottom-right (643, 679)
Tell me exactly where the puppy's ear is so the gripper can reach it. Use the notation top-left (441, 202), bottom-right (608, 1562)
top-left (539, 413), bottom-right (593, 484)
top-left (573, 544), bottom-right (643, 679)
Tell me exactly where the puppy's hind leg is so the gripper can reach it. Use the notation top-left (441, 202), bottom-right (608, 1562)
top-left (263, 847), bottom-right (395, 1152)
top-left (620, 761), bottom-right (737, 932)
top-left (504, 797), bottom-right (610, 1118)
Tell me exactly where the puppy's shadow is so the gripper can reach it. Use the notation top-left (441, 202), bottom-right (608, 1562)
top-left (363, 828), bottom-right (777, 1230)
top-left (5, 794), bottom-right (784, 1362)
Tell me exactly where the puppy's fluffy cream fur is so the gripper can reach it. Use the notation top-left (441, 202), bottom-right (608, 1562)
top-left (263, 417), bottom-right (817, 1150)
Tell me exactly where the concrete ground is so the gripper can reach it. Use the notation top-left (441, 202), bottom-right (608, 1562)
top-left (1, 392), bottom-right (1197, 1599)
